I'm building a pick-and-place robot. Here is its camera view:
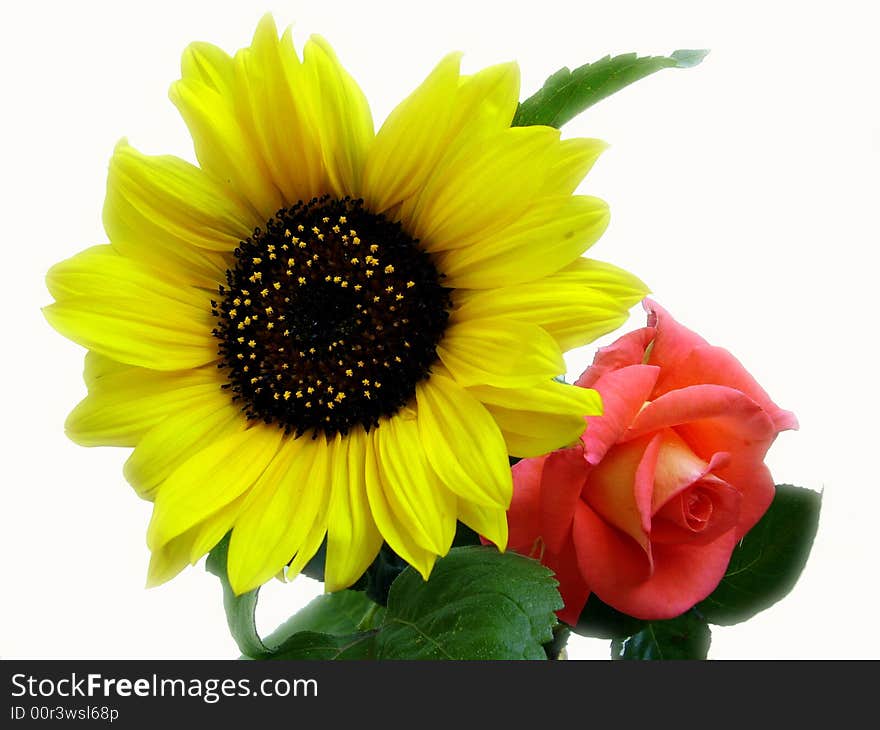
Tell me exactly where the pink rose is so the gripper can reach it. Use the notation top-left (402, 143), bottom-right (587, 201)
top-left (507, 299), bottom-right (798, 623)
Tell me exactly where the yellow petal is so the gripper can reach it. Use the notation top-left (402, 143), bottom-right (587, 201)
top-left (285, 436), bottom-right (333, 579)
top-left (146, 425), bottom-right (282, 550)
top-left (188, 494), bottom-right (248, 564)
top-left (146, 526), bottom-right (200, 587)
top-left (231, 17), bottom-right (327, 203)
top-left (437, 317), bottom-right (565, 388)
top-left (124, 396), bottom-right (244, 500)
top-left (324, 429), bottom-right (384, 591)
top-left (363, 426), bottom-right (438, 580)
top-left (44, 246), bottom-right (216, 370)
top-left (436, 195), bottom-right (610, 289)
top-left (364, 57), bottom-right (520, 216)
top-left (227, 434), bottom-right (327, 594)
top-left (46, 245), bottom-right (210, 308)
top-left (66, 356), bottom-right (222, 447)
top-left (449, 62), bottom-right (520, 137)
top-left (416, 373), bottom-right (511, 508)
top-left (301, 35), bottom-right (374, 198)
top-left (403, 126), bottom-right (605, 253)
top-left (373, 414), bottom-right (456, 555)
top-left (362, 53), bottom-right (462, 214)
top-left (171, 36), bottom-right (283, 218)
top-left (453, 256), bottom-right (648, 350)
top-left (104, 140), bottom-right (256, 288)
top-left (470, 380), bottom-right (602, 458)
top-left (457, 498), bottom-right (508, 550)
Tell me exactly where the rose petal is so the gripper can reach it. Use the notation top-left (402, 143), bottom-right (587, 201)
top-left (644, 299), bottom-right (798, 434)
top-left (652, 476), bottom-right (741, 546)
top-left (508, 455), bottom-right (548, 551)
top-left (575, 500), bottom-right (739, 620)
top-left (572, 500), bottom-right (652, 591)
top-left (575, 326), bottom-right (655, 388)
top-left (580, 364), bottom-right (659, 465)
top-left (626, 385), bottom-right (777, 465)
top-left (657, 345), bottom-right (798, 433)
top-left (544, 535), bottom-right (591, 626)
top-left (538, 444), bottom-right (589, 553)
top-left (583, 434), bottom-right (657, 555)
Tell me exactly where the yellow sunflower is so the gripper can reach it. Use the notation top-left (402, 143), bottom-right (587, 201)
top-left (44, 15), bottom-right (647, 595)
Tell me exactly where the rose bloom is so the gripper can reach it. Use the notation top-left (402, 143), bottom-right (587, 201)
top-left (506, 300), bottom-right (798, 622)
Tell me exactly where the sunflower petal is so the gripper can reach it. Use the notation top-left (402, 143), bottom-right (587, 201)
top-left (438, 317), bottom-right (565, 388)
top-left (146, 426), bottom-right (282, 550)
top-left (457, 499), bottom-right (509, 550)
top-left (124, 396), bottom-right (244, 500)
top-left (324, 428), bottom-right (384, 591)
top-left (416, 373), bottom-right (511, 508)
top-left (231, 17), bottom-right (328, 204)
top-left (171, 35), bottom-right (283, 217)
top-left (284, 435), bottom-right (333, 579)
top-left (405, 126), bottom-right (606, 253)
top-left (363, 426), bottom-right (438, 580)
top-left (301, 35), bottom-right (374, 198)
top-left (104, 140), bottom-right (256, 287)
top-left (373, 415), bottom-right (456, 555)
top-left (362, 53), bottom-right (462, 213)
top-left (437, 195), bottom-right (610, 289)
top-left (146, 527), bottom-right (200, 587)
top-left (453, 257), bottom-right (648, 350)
top-left (44, 246), bottom-right (216, 370)
top-left (227, 435), bottom-right (327, 594)
top-left (470, 380), bottom-right (602, 458)
top-left (188, 494), bottom-right (249, 564)
top-left (66, 356), bottom-right (222, 447)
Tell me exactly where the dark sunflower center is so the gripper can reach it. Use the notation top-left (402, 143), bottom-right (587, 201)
top-left (212, 196), bottom-right (451, 436)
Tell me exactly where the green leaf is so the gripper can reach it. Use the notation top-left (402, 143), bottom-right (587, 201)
top-left (375, 545), bottom-right (562, 659)
top-left (205, 533), bottom-right (266, 658)
top-left (260, 590), bottom-right (377, 650)
top-left (612, 610), bottom-right (711, 660)
top-left (512, 49), bottom-right (709, 128)
top-left (210, 540), bottom-right (561, 660)
top-left (266, 630), bottom-right (377, 660)
top-left (698, 484), bottom-right (822, 625)
top-left (574, 594), bottom-right (645, 640)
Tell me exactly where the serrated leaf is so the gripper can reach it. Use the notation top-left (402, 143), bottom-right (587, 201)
top-left (206, 533), bottom-right (266, 658)
top-left (574, 594), bottom-right (646, 640)
top-left (698, 484), bottom-right (822, 626)
top-left (375, 546), bottom-right (562, 660)
top-left (612, 610), bottom-right (711, 660)
top-left (512, 49), bottom-right (708, 128)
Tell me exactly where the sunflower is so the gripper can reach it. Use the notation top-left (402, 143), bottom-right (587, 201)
top-left (44, 15), bottom-right (647, 595)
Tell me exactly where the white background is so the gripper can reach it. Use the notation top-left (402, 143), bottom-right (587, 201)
top-left (1, 0), bottom-right (877, 660)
